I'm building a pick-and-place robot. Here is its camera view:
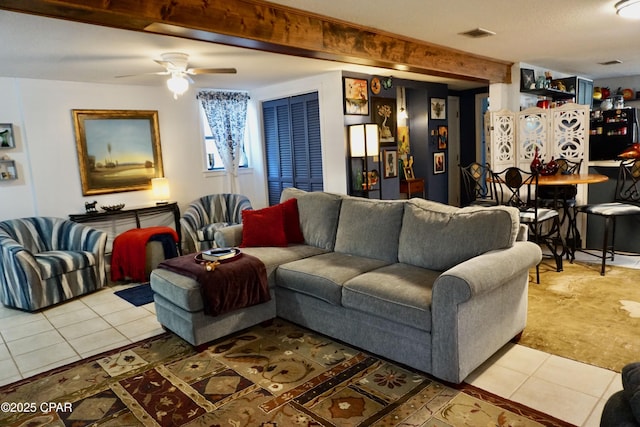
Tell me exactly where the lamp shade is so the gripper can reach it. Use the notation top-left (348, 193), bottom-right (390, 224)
top-left (616, 0), bottom-right (640, 18)
top-left (166, 74), bottom-right (189, 99)
top-left (349, 124), bottom-right (379, 157)
top-left (151, 177), bottom-right (170, 204)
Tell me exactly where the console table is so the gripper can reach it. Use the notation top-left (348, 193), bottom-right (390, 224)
top-left (400, 178), bottom-right (425, 198)
top-left (69, 202), bottom-right (182, 253)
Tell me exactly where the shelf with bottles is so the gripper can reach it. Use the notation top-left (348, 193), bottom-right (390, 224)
top-left (0, 159), bottom-right (17, 180)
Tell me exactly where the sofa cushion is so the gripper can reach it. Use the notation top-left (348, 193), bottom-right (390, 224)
top-left (35, 250), bottom-right (96, 279)
top-left (334, 197), bottom-right (404, 263)
top-left (398, 199), bottom-right (520, 271)
top-left (197, 222), bottom-right (231, 242)
top-left (281, 188), bottom-right (343, 250)
top-left (240, 205), bottom-right (288, 247)
top-left (342, 263), bottom-right (439, 332)
top-left (276, 252), bottom-right (390, 305)
top-left (241, 244), bottom-right (328, 287)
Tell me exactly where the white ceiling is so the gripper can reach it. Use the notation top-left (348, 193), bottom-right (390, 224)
top-left (0, 1), bottom-right (638, 92)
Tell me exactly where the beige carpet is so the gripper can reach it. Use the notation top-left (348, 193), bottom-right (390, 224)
top-left (521, 260), bottom-right (640, 372)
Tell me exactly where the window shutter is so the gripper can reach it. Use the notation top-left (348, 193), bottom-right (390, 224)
top-left (263, 92), bottom-right (322, 204)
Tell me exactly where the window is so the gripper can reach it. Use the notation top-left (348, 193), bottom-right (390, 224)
top-left (199, 103), bottom-right (249, 171)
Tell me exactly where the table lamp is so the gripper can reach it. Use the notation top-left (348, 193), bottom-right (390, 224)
top-left (151, 177), bottom-right (170, 205)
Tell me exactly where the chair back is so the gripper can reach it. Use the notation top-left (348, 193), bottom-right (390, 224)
top-left (538, 158), bottom-right (582, 203)
top-left (459, 162), bottom-right (496, 206)
top-left (556, 158), bottom-right (582, 175)
top-left (615, 159), bottom-right (640, 204)
top-left (491, 167), bottom-right (537, 210)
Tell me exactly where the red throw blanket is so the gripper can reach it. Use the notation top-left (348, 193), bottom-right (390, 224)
top-left (157, 252), bottom-right (270, 317)
top-left (111, 226), bottom-right (179, 282)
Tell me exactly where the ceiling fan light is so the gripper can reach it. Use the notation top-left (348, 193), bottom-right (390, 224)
top-left (166, 73), bottom-right (189, 99)
top-left (616, 0), bottom-right (640, 18)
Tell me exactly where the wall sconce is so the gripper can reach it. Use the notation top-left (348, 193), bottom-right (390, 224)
top-left (166, 73), bottom-right (189, 99)
top-left (151, 177), bottom-right (170, 205)
top-left (349, 124), bottom-right (380, 192)
top-left (616, 0), bottom-right (640, 18)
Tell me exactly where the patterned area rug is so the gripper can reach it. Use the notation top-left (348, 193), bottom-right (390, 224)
top-left (0, 319), bottom-right (571, 426)
top-left (522, 260), bottom-right (640, 372)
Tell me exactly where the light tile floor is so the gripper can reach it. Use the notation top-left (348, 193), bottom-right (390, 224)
top-left (0, 251), bottom-right (637, 426)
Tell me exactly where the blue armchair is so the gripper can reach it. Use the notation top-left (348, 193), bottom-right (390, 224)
top-left (180, 194), bottom-right (252, 252)
top-left (0, 217), bottom-right (107, 311)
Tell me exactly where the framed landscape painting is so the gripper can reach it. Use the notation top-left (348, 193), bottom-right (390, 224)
top-left (72, 109), bottom-right (164, 195)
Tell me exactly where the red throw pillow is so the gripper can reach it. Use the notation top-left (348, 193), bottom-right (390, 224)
top-left (240, 205), bottom-right (288, 247)
top-left (281, 198), bottom-right (305, 243)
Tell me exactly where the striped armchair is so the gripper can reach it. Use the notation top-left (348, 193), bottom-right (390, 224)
top-left (180, 194), bottom-right (252, 253)
top-left (0, 217), bottom-right (107, 311)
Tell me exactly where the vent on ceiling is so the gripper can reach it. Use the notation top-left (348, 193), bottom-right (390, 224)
top-left (459, 28), bottom-right (496, 38)
top-left (599, 59), bottom-right (623, 65)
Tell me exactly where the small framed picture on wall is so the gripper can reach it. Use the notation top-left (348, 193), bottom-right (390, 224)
top-left (430, 98), bottom-right (446, 120)
top-left (437, 125), bottom-right (448, 149)
top-left (434, 152), bottom-right (445, 174)
top-left (383, 149), bottom-right (398, 178)
top-left (343, 77), bottom-right (369, 115)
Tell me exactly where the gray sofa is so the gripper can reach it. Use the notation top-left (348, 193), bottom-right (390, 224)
top-left (150, 188), bottom-right (541, 384)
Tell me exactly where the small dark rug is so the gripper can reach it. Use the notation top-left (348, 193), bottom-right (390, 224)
top-left (114, 283), bottom-right (154, 306)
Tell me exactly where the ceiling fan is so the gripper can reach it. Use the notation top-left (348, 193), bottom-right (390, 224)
top-left (117, 52), bottom-right (237, 99)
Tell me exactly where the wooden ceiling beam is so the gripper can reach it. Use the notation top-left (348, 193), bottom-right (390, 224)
top-left (0, 0), bottom-right (512, 85)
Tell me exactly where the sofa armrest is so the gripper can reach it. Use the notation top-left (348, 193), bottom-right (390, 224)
top-left (433, 241), bottom-right (541, 302)
top-left (430, 241), bottom-right (541, 383)
top-left (0, 235), bottom-right (43, 307)
top-left (214, 224), bottom-right (243, 248)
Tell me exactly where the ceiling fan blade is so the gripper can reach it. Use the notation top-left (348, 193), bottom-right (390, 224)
top-left (187, 67), bottom-right (237, 75)
top-left (115, 71), bottom-right (170, 78)
top-left (154, 59), bottom-right (175, 69)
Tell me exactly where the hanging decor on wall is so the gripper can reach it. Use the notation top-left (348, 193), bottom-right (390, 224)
top-left (434, 152), bottom-right (446, 174)
top-left (437, 125), bottom-right (448, 149)
top-left (72, 109), bottom-right (164, 195)
top-left (430, 97), bottom-right (447, 120)
top-left (371, 97), bottom-right (397, 144)
top-left (397, 126), bottom-right (410, 156)
top-left (343, 77), bottom-right (369, 115)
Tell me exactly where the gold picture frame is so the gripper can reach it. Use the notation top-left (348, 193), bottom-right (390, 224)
top-left (72, 109), bottom-right (164, 195)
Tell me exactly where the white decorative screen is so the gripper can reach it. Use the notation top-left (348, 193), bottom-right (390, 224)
top-left (518, 107), bottom-right (549, 170)
top-left (551, 103), bottom-right (589, 170)
top-left (485, 109), bottom-right (515, 172)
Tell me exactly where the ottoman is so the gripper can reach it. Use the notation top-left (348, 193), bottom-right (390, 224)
top-left (150, 267), bottom-right (276, 346)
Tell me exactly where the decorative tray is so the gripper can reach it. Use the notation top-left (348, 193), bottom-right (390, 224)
top-left (101, 203), bottom-right (125, 212)
top-left (194, 248), bottom-right (242, 264)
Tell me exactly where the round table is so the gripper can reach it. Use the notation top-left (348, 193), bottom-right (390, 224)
top-left (536, 173), bottom-right (608, 186)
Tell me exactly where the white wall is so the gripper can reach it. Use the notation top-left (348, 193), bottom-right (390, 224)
top-left (0, 77), bottom-right (266, 220)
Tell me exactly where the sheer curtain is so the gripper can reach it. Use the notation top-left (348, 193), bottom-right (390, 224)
top-left (197, 90), bottom-right (249, 192)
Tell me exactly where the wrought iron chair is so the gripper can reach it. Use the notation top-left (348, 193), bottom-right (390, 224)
top-left (537, 158), bottom-right (583, 259)
top-left (459, 162), bottom-right (497, 207)
top-left (576, 159), bottom-right (640, 275)
top-left (492, 166), bottom-right (564, 283)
